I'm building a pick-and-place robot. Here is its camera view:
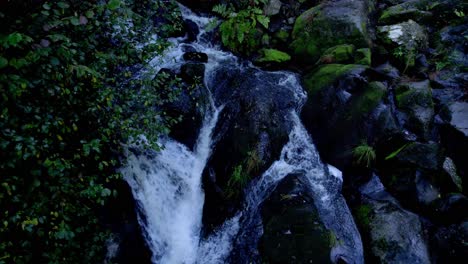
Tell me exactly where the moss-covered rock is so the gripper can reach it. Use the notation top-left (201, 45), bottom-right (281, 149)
top-left (395, 80), bottom-right (434, 140)
top-left (378, 1), bottom-right (432, 25)
top-left (290, 0), bottom-right (372, 63)
top-left (354, 48), bottom-right (372, 65)
top-left (260, 174), bottom-right (335, 264)
top-left (256, 48), bottom-right (291, 63)
top-left (378, 20), bottom-right (428, 70)
top-left (348, 81), bottom-right (387, 118)
top-left (303, 64), bottom-right (367, 95)
top-left (319, 44), bottom-right (356, 64)
top-left (357, 175), bottom-right (431, 264)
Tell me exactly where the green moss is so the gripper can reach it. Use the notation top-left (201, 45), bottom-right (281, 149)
top-left (349, 81), bottom-right (386, 117)
top-left (303, 64), bottom-right (366, 95)
top-left (320, 44), bottom-right (355, 63)
top-left (395, 82), bottom-right (433, 109)
top-left (275, 29), bottom-right (290, 43)
top-left (257, 48), bottom-right (291, 63)
top-left (291, 4), bottom-right (369, 63)
top-left (355, 48), bottom-right (371, 65)
top-left (355, 204), bottom-right (372, 227)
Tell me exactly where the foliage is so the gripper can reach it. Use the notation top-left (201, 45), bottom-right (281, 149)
top-left (0, 0), bottom-right (182, 262)
top-left (385, 143), bottom-right (412, 161)
top-left (352, 143), bottom-right (376, 168)
top-left (225, 149), bottom-right (261, 198)
top-left (213, 2), bottom-right (270, 54)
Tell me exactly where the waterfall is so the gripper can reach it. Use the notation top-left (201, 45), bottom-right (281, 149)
top-left (121, 3), bottom-right (363, 264)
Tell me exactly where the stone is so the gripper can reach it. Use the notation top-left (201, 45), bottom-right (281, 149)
top-left (356, 175), bottom-right (431, 264)
top-left (260, 174), bottom-right (335, 264)
top-left (378, 1), bottom-right (432, 24)
top-left (290, 0), bottom-right (372, 63)
top-left (183, 52), bottom-right (208, 63)
top-left (354, 48), bottom-right (372, 66)
top-left (395, 80), bottom-right (434, 140)
top-left (263, 0), bottom-right (282, 16)
top-left (378, 20), bottom-right (428, 69)
top-left (442, 157), bottom-right (463, 192)
top-left (319, 44), bottom-right (356, 64)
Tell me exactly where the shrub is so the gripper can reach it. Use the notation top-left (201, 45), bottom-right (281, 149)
top-left (0, 0), bottom-right (182, 262)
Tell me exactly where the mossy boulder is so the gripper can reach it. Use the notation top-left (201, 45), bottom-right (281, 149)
top-left (302, 64), bottom-right (367, 96)
top-left (395, 80), bottom-right (434, 140)
top-left (355, 48), bottom-right (372, 65)
top-left (254, 48), bottom-right (291, 68)
top-left (301, 65), bottom-right (396, 168)
top-left (378, 20), bottom-right (428, 70)
top-left (378, 1), bottom-right (432, 25)
top-left (319, 44), bottom-right (356, 64)
top-left (290, 0), bottom-right (372, 64)
top-left (260, 174), bottom-right (335, 264)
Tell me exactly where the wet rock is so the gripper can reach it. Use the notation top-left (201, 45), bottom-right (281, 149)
top-left (260, 174), bottom-right (335, 264)
top-left (395, 80), bottom-right (434, 140)
top-left (355, 48), bottom-right (372, 66)
top-left (379, 142), bottom-right (444, 209)
top-left (356, 175), bottom-right (431, 264)
top-left (442, 157), bottom-right (463, 192)
top-left (301, 65), bottom-right (394, 168)
top-left (180, 62), bottom-right (205, 84)
top-left (432, 193), bottom-right (468, 224)
top-left (378, 20), bottom-right (428, 69)
top-left (439, 101), bottom-right (468, 190)
top-left (263, 0), bottom-right (282, 16)
top-left (202, 67), bottom-right (300, 228)
top-left (290, 0), bottom-right (372, 63)
top-left (162, 67), bottom-right (210, 150)
top-left (178, 0), bottom-right (219, 13)
top-left (431, 23), bottom-right (468, 89)
top-left (183, 52), bottom-right (208, 63)
top-left (103, 180), bottom-right (152, 264)
top-left (374, 62), bottom-right (401, 81)
top-left (183, 19), bottom-right (199, 42)
top-left (253, 48), bottom-right (291, 69)
top-left (378, 0), bottom-right (432, 25)
top-left (319, 44), bottom-right (356, 65)
top-left (431, 221), bottom-right (468, 262)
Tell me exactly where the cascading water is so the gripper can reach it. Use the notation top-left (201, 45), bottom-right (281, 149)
top-left (122, 3), bottom-right (363, 264)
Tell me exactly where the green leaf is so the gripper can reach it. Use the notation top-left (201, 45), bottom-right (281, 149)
top-left (57, 2), bottom-right (70, 9)
top-left (108, 0), bottom-right (121, 10)
top-left (0, 57), bottom-right (8, 69)
top-left (70, 17), bottom-right (80, 26)
top-left (257, 15), bottom-right (270, 29)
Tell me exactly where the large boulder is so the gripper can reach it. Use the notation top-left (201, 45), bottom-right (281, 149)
top-left (378, 20), bottom-right (428, 70)
top-left (378, 0), bottom-right (432, 25)
top-left (430, 221), bottom-right (468, 262)
top-left (202, 66), bottom-right (302, 229)
top-left (394, 80), bottom-right (434, 140)
top-left (300, 64), bottom-right (397, 169)
top-left (259, 174), bottom-right (336, 264)
top-left (439, 101), bottom-right (468, 191)
top-left (355, 175), bottom-right (431, 264)
top-left (290, 0), bottom-right (372, 64)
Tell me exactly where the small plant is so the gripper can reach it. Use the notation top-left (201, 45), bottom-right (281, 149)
top-left (226, 164), bottom-right (250, 198)
top-left (352, 143), bottom-right (376, 168)
top-left (213, 3), bottom-right (270, 54)
top-left (454, 9), bottom-right (465, 18)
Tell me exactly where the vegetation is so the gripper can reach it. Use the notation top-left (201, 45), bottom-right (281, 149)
top-left (213, 0), bottom-right (270, 54)
top-left (0, 0), bottom-right (182, 262)
top-left (352, 143), bottom-right (376, 168)
top-left (225, 149), bottom-right (261, 198)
